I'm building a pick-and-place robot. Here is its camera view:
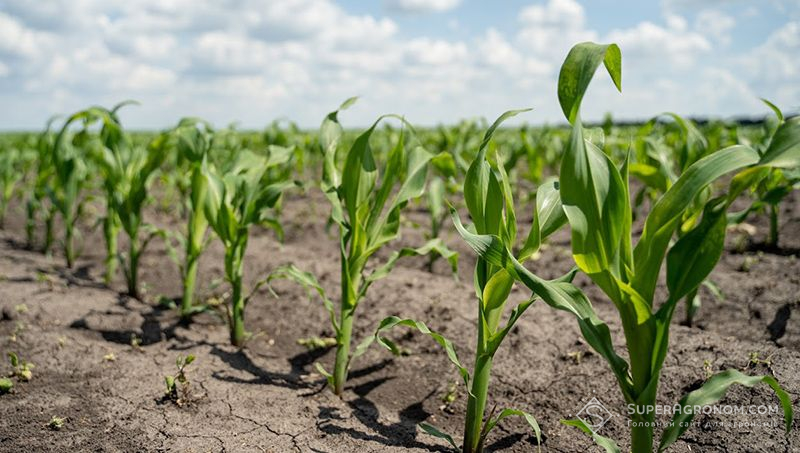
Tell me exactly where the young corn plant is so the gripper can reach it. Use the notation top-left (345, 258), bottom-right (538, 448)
top-left (729, 101), bottom-right (800, 249)
top-left (92, 105), bottom-right (167, 297)
top-left (629, 113), bottom-right (715, 326)
top-left (203, 146), bottom-right (296, 346)
top-left (171, 119), bottom-right (215, 319)
top-left (26, 117), bottom-right (59, 251)
top-left (50, 109), bottom-right (98, 268)
top-left (372, 110), bottom-right (570, 452)
top-left (267, 98), bottom-right (457, 396)
top-left (0, 147), bottom-right (27, 228)
top-left (455, 42), bottom-right (794, 452)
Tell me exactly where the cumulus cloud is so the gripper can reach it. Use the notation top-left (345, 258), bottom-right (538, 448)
top-left (0, 0), bottom-right (795, 128)
top-left (385, 0), bottom-right (461, 14)
top-left (694, 9), bottom-right (736, 45)
top-left (517, 0), bottom-right (598, 58)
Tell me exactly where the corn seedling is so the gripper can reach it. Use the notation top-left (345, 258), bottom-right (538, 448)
top-left (50, 108), bottom-right (107, 268)
top-left (267, 98), bottom-right (457, 396)
top-left (372, 110), bottom-right (569, 452)
top-left (728, 101), bottom-right (800, 249)
top-left (203, 146), bottom-right (296, 346)
top-left (459, 41), bottom-right (795, 452)
top-left (0, 148), bottom-right (26, 228)
top-left (167, 119), bottom-right (216, 319)
top-left (164, 354), bottom-right (195, 405)
top-left (23, 118), bottom-right (60, 251)
top-left (91, 103), bottom-right (167, 296)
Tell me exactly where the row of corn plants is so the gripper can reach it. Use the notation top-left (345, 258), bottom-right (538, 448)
top-left (0, 40), bottom-right (796, 453)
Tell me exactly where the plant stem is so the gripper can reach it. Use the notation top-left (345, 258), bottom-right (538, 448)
top-left (230, 272), bottom-right (245, 347)
top-left (463, 353), bottom-right (493, 453)
top-left (25, 200), bottom-right (36, 249)
top-left (127, 237), bottom-right (139, 298)
top-left (104, 216), bottom-right (119, 285)
top-left (181, 256), bottom-right (199, 318)
top-left (44, 210), bottom-right (54, 255)
top-left (227, 241), bottom-right (247, 347)
top-left (768, 203), bottom-right (779, 247)
top-left (181, 205), bottom-right (204, 318)
top-left (684, 287), bottom-right (699, 327)
top-left (630, 413), bottom-right (655, 453)
top-left (333, 308), bottom-right (354, 395)
top-left (64, 222), bottom-right (75, 268)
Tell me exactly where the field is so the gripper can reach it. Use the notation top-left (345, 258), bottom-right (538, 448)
top-left (0, 43), bottom-right (798, 452)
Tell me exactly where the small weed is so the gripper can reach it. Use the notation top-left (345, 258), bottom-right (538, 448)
top-left (703, 360), bottom-right (713, 379)
top-left (8, 352), bottom-right (33, 381)
top-left (103, 352), bottom-right (117, 362)
top-left (747, 352), bottom-right (773, 370)
top-left (9, 321), bottom-right (25, 342)
top-left (0, 377), bottom-right (13, 394)
top-left (48, 416), bottom-right (67, 431)
top-left (439, 381), bottom-right (458, 414)
top-left (567, 351), bottom-right (584, 365)
top-left (130, 334), bottom-right (143, 352)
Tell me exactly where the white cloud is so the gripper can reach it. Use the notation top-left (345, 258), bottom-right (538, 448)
top-left (694, 9), bottom-right (736, 45)
top-left (739, 21), bottom-right (800, 105)
top-left (0, 0), bottom-right (796, 129)
top-left (385, 0), bottom-right (461, 14)
top-left (0, 12), bottom-right (53, 58)
top-left (517, 0), bottom-right (598, 58)
top-left (606, 16), bottom-right (711, 69)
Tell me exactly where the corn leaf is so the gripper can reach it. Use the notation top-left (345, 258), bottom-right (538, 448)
top-left (561, 419), bottom-right (621, 453)
top-left (658, 369), bottom-right (794, 452)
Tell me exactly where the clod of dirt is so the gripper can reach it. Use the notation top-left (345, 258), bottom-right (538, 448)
top-left (1, 305), bottom-right (18, 321)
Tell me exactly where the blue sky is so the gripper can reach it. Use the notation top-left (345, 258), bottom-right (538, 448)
top-left (0, 0), bottom-right (797, 129)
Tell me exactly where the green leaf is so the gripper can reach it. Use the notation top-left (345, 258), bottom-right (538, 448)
top-left (666, 197), bottom-right (727, 302)
top-left (633, 145), bottom-right (760, 302)
top-left (658, 369), bottom-right (794, 452)
top-left (519, 179), bottom-right (566, 261)
top-left (374, 316), bottom-right (470, 390)
top-left (267, 265), bottom-right (338, 334)
top-left (558, 42), bottom-right (622, 124)
top-left (0, 377), bottom-right (13, 394)
top-left (560, 126), bottom-right (629, 280)
top-left (758, 116), bottom-right (800, 169)
top-left (561, 419), bottom-right (621, 453)
top-left (629, 163), bottom-right (669, 193)
top-left (314, 362), bottom-right (335, 388)
top-left (761, 98), bottom-right (784, 123)
top-left (465, 109), bottom-right (530, 235)
top-left (451, 209), bottom-right (635, 401)
top-left (8, 352), bottom-right (18, 368)
top-left (431, 152), bottom-right (456, 178)
top-left (361, 239), bottom-right (458, 299)
top-left (481, 268), bottom-right (516, 334)
top-left (418, 422), bottom-right (458, 450)
top-left (320, 98), bottom-right (355, 226)
top-left (481, 408), bottom-right (541, 452)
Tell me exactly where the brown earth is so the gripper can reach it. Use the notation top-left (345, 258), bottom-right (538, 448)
top-left (0, 189), bottom-right (798, 452)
